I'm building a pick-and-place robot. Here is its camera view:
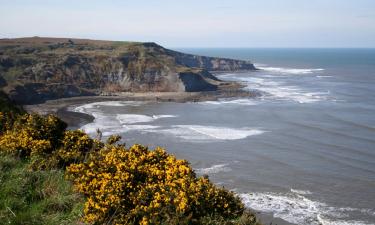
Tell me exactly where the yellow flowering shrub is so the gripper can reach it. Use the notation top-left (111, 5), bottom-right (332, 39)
top-left (66, 144), bottom-right (244, 225)
top-left (54, 130), bottom-right (94, 167)
top-left (0, 113), bottom-right (99, 170)
top-left (0, 114), bottom-right (65, 157)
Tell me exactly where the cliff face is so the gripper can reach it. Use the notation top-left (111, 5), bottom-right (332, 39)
top-left (0, 37), bottom-right (256, 104)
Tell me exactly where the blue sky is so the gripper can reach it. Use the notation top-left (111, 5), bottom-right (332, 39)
top-left (1, 0), bottom-right (374, 47)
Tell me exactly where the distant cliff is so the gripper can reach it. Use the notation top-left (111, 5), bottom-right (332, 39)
top-left (0, 37), bottom-right (256, 104)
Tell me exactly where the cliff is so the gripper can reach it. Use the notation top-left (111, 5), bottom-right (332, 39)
top-left (0, 37), bottom-right (256, 104)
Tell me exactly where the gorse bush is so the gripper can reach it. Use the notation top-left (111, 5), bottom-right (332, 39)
top-left (0, 114), bottom-right (66, 157)
top-left (0, 112), bottom-right (260, 225)
top-left (66, 143), bottom-right (245, 225)
top-left (0, 114), bottom-right (97, 170)
top-left (55, 130), bottom-right (97, 167)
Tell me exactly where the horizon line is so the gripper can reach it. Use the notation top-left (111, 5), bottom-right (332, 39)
top-left (1, 36), bottom-right (374, 49)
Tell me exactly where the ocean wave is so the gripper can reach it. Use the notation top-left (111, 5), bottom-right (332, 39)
top-left (257, 66), bottom-right (325, 75)
top-left (195, 163), bottom-right (232, 175)
top-left (73, 101), bottom-right (144, 114)
top-left (290, 188), bottom-right (312, 195)
top-left (73, 103), bottom-right (264, 142)
top-left (235, 76), bottom-right (330, 103)
top-left (156, 125), bottom-right (265, 141)
top-left (73, 102), bottom-right (178, 136)
top-left (116, 114), bottom-right (177, 124)
top-left (239, 190), bottom-right (374, 225)
top-left (317, 215), bottom-right (374, 225)
top-left (200, 99), bottom-right (259, 106)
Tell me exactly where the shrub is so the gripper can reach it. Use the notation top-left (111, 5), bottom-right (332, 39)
top-left (66, 144), bottom-right (244, 225)
top-left (0, 114), bottom-right (66, 154)
top-left (0, 113), bottom-right (98, 170)
top-left (54, 130), bottom-right (94, 167)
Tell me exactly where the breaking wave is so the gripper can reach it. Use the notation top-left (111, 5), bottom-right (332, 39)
top-left (156, 125), bottom-right (265, 141)
top-left (200, 98), bottom-right (259, 106)
top-left (195, 163), bottom-right (232, 175)
top-left (238, 76), bottom-right (329, 103)
top-left (71, 102), bottom-right (265, 141)
top-left (257, 66), bottom-right (325, 75)
top-left (239, 190), bottom-right (374, 225)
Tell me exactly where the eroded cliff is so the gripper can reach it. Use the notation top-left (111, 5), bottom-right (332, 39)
top-left (0, 37), bottom-right (256, 104)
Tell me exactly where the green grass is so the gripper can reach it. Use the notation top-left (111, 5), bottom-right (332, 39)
top-left (0, 155), bottom-right (84, 225)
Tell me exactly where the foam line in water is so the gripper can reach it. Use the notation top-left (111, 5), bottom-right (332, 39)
top-left (195, 164), bottom-right (232, 175)
top-left (116, 114), bottom-right (177, 124)
top-left (201, 99), bottom-right (259, 106)
top-left (317, 215), bottom-right (374, 225)
top-left (157, 125), bottom-right (265, 141)
top-left (73, 101), bottom-right (144, 114)
top-left (258, 66), bottom-right (325, 75)
top-left (290, 189), bottom-right (312, 195)
top-left (116, 114), bottom-right (156, 124)
top-left (239, 191), bottom-right (374, 225)
top-left (234, 76), bottom-right (330, 103)
top-left (72, 102), bottom-right (178, 136)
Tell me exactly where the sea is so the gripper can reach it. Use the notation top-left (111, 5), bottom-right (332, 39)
top-left (69, 48), bottom-right (375, 225)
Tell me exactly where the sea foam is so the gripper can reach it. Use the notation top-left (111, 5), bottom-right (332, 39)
top-left (235, 76), bottom-right (329, 104)
top-left (239, 190), bottom-right (374, 225)
top-left (195, 164), bottom-right (232, 175)
top-left (257, 66), bottom-right (325, 75)
top-left (73, 103), bottom-right (263, 141)
top-left (156, 125), bottom-right (265, 141)
top-left (116, 114), bottom-right (176, 124)
top-left (73, 101), bottom-right (144, 114)
top-left (201, 98), bottom-right (259, 106)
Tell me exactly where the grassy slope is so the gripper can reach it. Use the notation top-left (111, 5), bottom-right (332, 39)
top-left (0, 92), bottom-right (83, 225)
top-left (0, 155), bottom-right (83, 225)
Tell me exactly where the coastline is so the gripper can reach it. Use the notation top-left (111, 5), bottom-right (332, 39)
top-left (24, 88), bottom-right (258, 115)
top-left (24, 90), bottom-right (295, 225)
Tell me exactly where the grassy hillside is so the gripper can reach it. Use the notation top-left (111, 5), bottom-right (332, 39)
top-left (0, 155), bottom-right (83, 225)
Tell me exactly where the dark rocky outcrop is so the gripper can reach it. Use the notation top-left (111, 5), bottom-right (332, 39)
top-left (179, 72), bottom-right (217, 92)
top-left (0, 37), bottom-right (256, 104)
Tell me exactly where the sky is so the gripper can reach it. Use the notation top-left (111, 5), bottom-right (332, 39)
top-left (1, 0), bottom-right (375, 48)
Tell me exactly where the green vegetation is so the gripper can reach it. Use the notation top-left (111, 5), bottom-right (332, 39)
top-left (0, 155), bottom-right (83, 225)
top-left (0, 95), bottom-right (261, 225)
